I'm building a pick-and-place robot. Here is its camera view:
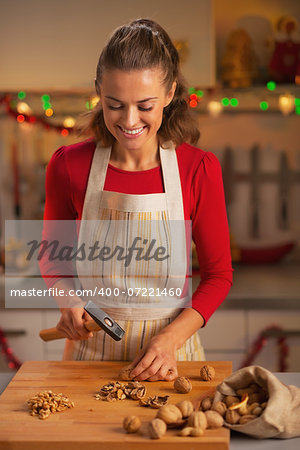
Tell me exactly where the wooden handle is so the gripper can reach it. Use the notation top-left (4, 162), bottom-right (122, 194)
top-left (39, 321), bottom-right (102, 342)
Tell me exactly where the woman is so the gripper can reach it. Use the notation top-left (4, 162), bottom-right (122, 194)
top-left (41, 18), bottom-right (232, 381)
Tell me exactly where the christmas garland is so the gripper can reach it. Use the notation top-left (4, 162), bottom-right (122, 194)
top-left (240, 325), bottom-right (289, 372)
top-left (0, 94), bottom-right (73, 135)
top-left (0, 328), bottom-right (22, 370)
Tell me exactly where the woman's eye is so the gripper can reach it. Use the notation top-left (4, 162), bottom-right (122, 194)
top-left (139, 106), bottom-right (153, 111)
top-left (108, 105), bottom-right (122, 110)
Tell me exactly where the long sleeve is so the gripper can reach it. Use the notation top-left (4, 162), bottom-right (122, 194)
top-left (39, 147), bottom-right (78, 288)
top-left (191, 152), bottom-right (233, 324)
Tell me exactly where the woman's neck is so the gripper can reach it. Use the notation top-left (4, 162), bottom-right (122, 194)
top-left (110, 140), bottom-right (160, 171)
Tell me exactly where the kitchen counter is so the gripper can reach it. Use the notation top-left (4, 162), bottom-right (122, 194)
top-left (1, 370), bottom-right (299, 448)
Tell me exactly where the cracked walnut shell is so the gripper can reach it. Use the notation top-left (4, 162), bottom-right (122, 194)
top-left (174, 377), bottom-right (192, 393)
top-left (200, 365), bottom-right (215, 381)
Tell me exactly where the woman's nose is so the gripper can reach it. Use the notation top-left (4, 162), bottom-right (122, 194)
top-left (123, 107), bottom-right (139, 127)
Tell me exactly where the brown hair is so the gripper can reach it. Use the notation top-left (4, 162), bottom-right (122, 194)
top-left (85, 18), bottom-right (200, 146)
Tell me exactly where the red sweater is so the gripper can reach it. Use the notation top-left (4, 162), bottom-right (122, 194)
top-left (41, 139), bottom-right (233, 324)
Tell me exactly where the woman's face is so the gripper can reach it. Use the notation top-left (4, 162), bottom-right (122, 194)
top-left (99, 68), bottom-right (176, 153)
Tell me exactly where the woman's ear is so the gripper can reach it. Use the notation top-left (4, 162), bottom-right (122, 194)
top-left (164, 81), bottom-right (177, 107)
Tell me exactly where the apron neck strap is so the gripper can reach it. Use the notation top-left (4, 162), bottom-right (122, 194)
top-left (82, 142), bottom-right (185, 221)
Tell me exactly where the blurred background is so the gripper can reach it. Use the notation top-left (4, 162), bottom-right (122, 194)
top-left (0, 0), bottom-right (299, 374)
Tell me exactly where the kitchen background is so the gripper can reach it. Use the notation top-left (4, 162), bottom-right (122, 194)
top-left (0, 0), bottom-right (299, 374)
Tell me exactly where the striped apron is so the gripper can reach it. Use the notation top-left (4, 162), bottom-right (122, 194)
top-left (63, 142), bottom-right (205, 361)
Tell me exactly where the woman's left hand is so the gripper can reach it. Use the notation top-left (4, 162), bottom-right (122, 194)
top-left (129, 331), bottom-right (178, 382)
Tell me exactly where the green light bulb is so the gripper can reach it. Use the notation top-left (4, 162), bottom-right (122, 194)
top-left (267, 81), bottom-right (276, 91)
top-left (18, 91), bottom-right (26, 100)
top-left (41, 94), bottom-right (50, 102)
top-left (42, 102), bottom-right (52, 110)
top-left (295, 98), bottom-right (300, 106)
top-left (230, 98), bottom-right (239, 107)
top-left (196, 90), bottom-right (203, 97)
top-left (85, 101), bottom-right (91, 110)
top-left (295, 106), bottom-right (300, 115)
top-left (260, 101), bottom-right (269, 111)
top-left (188, 87), bottom-right (196, 95)
top-left (221, 97), bottom-right (230, 107)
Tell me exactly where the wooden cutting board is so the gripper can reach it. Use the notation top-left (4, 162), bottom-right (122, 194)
top-left (0, 360), bottom-right (231, 450)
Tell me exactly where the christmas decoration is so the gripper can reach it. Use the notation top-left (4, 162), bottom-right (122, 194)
top-left (221, 29), bottom-right (259, 88)
top-left (0, 328), bottom-right (22, 371)
top-left (240, 325), bottom-right (289, 372)
top-left (0, 95), bottom-right (72, 136)
top-left (269, 15), bottom-right (300, 83)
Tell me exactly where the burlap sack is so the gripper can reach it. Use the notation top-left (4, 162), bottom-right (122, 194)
top-left (214, 365), bottom-right (300, 439)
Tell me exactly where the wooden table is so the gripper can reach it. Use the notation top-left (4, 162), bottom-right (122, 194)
top-left (0, 360), bottom-right (231, 449)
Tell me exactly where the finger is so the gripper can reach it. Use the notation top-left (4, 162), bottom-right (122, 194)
top-left (129, 351), bottom-right (146, 372)
top-left (133, 357), bottom-right (163, 381)
top-left (129, 352), bottom-right (156, 379)
top-left (57, 322), bottom-right (76, 340)
top-left (71, 314), bottom-right (91, 339)
top-left (147, 365), bottom-right (172, 382)
top-left (164, 366), bottom-right (178, 381)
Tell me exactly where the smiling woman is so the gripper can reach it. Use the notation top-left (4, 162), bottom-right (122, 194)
top-left (40, 18), bottom-right (233, 381)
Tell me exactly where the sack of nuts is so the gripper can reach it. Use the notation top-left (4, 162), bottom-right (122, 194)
top-left (213, 365), bottom-right (300, 439)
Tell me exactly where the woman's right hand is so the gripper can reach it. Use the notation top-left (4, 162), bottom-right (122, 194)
top-left (56, 308), bottom-right (94, 340)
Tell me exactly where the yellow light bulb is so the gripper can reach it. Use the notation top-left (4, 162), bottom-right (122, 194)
top-left (45, 108), bottom-right (53, 117)
top-left (17, 101), bottom-right (32, 115)
top-left (63, 116), bottom-right (76, 128)
top-left (278, 94), bottom-right (295, 115)
top-left (207, 101), bottom-right (223, 117)
top-left (90, 96), bottom-right (100, 108)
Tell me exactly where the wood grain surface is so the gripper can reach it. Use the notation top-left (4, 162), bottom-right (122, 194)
top-left (0, 360), bottom-right (231, 450)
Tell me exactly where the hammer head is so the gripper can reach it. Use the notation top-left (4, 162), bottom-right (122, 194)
top-left (84, 301), bottom-right (125, 341)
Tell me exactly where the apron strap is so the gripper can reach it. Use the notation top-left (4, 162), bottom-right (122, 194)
top-left (159, 142), bottom-right (185, 221)
top-left (81, 145), bottom-right (111, 220)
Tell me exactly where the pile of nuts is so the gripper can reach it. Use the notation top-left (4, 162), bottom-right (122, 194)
top-left (200, 383), bottom-right (268, 426)
top-left (95, 380), bottom-right (146, 402)
top-left (27, 390), bottom-right (74, 420)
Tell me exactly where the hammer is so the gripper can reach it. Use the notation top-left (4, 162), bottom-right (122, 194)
top-left (39, 301), bottom-right (125, 342)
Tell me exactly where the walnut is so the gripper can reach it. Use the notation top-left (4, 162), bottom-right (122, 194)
top-left (118, 365), bottom-right (133, 381)
top-left (205, 410), bottom-right (224, 428)
top-left (148, 418), bottom-right (167, 439)
top-left (187, 411), bottom-right (207, 430)
top-left (225, 409), bottom-right (240, 425)
top-left (190, 427), bottom-right (204, 437)
top-left (176, 400), bottom-right (194, 418)
top-left (174, 377), bottom-right (192, 393)
top-left (247, 402), bottom-right (260, 414)
top-left (211, 401), bottom-right (227, 416)
top-left (239, 414), bottom-right (256, 425)
top-left (139, 395), bottom-right (169, 408)
top-left (252, 406), bottom-right (263, 416)
top-left (178, 426), bottom-right (194, 436)
top-left (224, 395), bottom-right (240, 407)
top-left (156, 404), bottom-right (182, 424)
top-left (201, 397), bottom-right (212, 411)
top-left (200, 365), bottom-right (215, 381)
top-left (123, 415), bottom-right (141, 433)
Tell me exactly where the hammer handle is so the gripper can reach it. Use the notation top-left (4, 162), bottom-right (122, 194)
top-left (39, 321), bottom-right (101, 342)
